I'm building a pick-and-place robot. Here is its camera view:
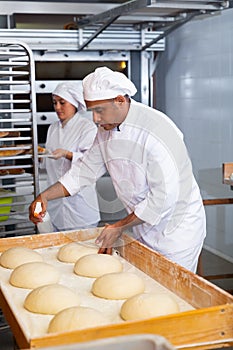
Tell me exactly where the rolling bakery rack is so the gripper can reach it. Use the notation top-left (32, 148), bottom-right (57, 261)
top-left (0, 40), bottom-right (39, 237)
top-left (0, 228), bottom-right (232, 350)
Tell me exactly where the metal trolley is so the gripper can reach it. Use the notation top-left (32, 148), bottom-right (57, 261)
top-left (0, 41), bottom-right (39, 237)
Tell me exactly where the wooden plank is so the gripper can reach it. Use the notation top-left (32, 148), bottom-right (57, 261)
top-left (0, 228), bottom-right (101, 252)
top-left (0, 288), bottom-right (30, 349)
top-left (203, 198), bottom-right (233, 206)
top-left (30, 305), bottom-right (233, 350)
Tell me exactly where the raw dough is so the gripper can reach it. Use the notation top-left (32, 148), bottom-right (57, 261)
top-left (48, 306), bottom-right (109, 333)
top-left (57, 242), bottom-right (98, 263)
top-left (92, 272), bottom-right (145, 300)
top-left (74, 253), bottom-right (123, 278)
top-left (9, 262), bottom-right (60, 289)
top-left (0, 247), bottom-right (43, 269)
top-left (24, 284), bottom-right (80, 315)
top-left (120, 292), bottom-right (180, 321)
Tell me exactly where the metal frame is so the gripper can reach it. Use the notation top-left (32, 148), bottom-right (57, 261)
top-left (0, 28), bottom-right (165, 51)
top-left (76, 0), bottom-right (152, 27)
top-left (0, 40), bottom-right (39, 236)
top-left (0, 0), bottom-right (228, 59)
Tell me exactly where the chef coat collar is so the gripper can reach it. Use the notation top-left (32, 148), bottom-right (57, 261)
top-left (59, 112), bottom-right (80, 128)
top-left (113, 98), bottom-right (135, 132)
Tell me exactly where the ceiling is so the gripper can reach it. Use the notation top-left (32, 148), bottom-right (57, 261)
top-left (0, 0), bottom-right (231, 31)
top-left (0, 0), bottom-right (231, 54)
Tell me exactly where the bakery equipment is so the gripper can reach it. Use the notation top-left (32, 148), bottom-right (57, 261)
top-left (0, 228), bottom-right (232, 350)
top-left (0, 41), bottom-right (39, 236)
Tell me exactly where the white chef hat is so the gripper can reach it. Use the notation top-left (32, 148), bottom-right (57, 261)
top-left (83, 66), bottom-right (137, 101)
top-left (52, 82), bottom-right (86, 112)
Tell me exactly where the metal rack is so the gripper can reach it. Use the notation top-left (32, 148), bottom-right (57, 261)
top-left (0, 41), bottom-right (39, 237)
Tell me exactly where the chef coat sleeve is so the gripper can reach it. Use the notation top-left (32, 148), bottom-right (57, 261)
top-left (134, 133), bottom-right (193, 229)
top-left (71, 120), bottom-right (97, 164)
top-left (59, 137), bottom-right (107, 196)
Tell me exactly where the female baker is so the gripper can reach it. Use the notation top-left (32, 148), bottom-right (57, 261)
top-left (39, 82), bottom-right (100, 231)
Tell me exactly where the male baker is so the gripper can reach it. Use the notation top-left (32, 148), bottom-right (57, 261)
top-left (29, 66), bottom-right (206, 273)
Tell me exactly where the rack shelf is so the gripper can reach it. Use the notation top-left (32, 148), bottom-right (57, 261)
top-left (0, 41), bottom-right (39, 237)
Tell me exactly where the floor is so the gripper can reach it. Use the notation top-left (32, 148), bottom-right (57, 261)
top-left (199, 249), bottom-right (233, 294)
top-left (0, 248), bottom-right (232, 350)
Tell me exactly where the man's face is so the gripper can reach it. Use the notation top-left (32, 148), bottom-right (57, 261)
top-left (85, 97), bottom-right (127, 131)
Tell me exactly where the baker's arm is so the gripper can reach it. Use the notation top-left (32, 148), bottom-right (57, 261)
top-left (51, 148), bottom-right (73, 160)
top-left (29, 182), bottom-right (70, 224)
top-left (96, 212), bottom-right (144, 255)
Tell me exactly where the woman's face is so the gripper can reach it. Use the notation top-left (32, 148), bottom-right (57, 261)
top-left (52, 95), bottom-right (76, 123)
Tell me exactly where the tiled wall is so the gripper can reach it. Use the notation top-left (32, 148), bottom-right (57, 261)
top-left (156, 8), bottom-right (233, 262)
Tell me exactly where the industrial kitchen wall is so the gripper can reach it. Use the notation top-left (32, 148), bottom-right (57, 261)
top-left (156, 7), bottom-right (233, 263)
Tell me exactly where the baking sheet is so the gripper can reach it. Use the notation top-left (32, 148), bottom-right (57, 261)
top-left (0, 242), bottom-right (195, 342)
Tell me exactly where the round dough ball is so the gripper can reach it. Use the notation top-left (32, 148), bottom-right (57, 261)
top-left (0, 247), bottom-right (43, 269)
top-left (48, 306), bottom-right (109, 333)
top-left (74, 254), bottom-right (123, 278)
top-left (24, 284), bottom-right (80, 315)
top-left (9, 262), bottom-right (60, 289)
top-left (92, 272), bottom-right (145, 300)
top-left (120, 293), bottom-right (180, 321)
top-left (57, 242), bottom-right (98, 263)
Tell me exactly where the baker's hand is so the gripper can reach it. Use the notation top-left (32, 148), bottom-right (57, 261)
top-left (95, 224), bottom-right (123, 255)
top-left (52, 149), bottom-right (70, 160)
top-left (29, 194), bottom-right (48, 224)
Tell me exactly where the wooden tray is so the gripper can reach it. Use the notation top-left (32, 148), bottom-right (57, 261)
top-left (0, 229), bottom-right (233, 350)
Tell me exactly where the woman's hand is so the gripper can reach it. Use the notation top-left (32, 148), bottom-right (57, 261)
top-left (52, 149), bottom-right (72, 160)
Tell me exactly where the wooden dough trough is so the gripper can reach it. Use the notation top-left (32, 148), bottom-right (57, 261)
top-left (0, 228), bottom-right (232, 350)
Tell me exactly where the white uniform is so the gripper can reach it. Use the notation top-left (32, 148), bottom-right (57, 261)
top-left (41, 112), bottom-right (100, 231)
top-left (59, 100), bottom-right (206, 271)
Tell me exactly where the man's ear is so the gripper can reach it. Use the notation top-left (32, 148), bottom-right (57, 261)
top-left (115, 95), bottom-right (126, 103)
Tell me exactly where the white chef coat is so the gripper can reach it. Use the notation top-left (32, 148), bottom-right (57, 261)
top-left (41, 112), bottom-right (100, 231)
top-left (59, 100), bottom-right (206, 271)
